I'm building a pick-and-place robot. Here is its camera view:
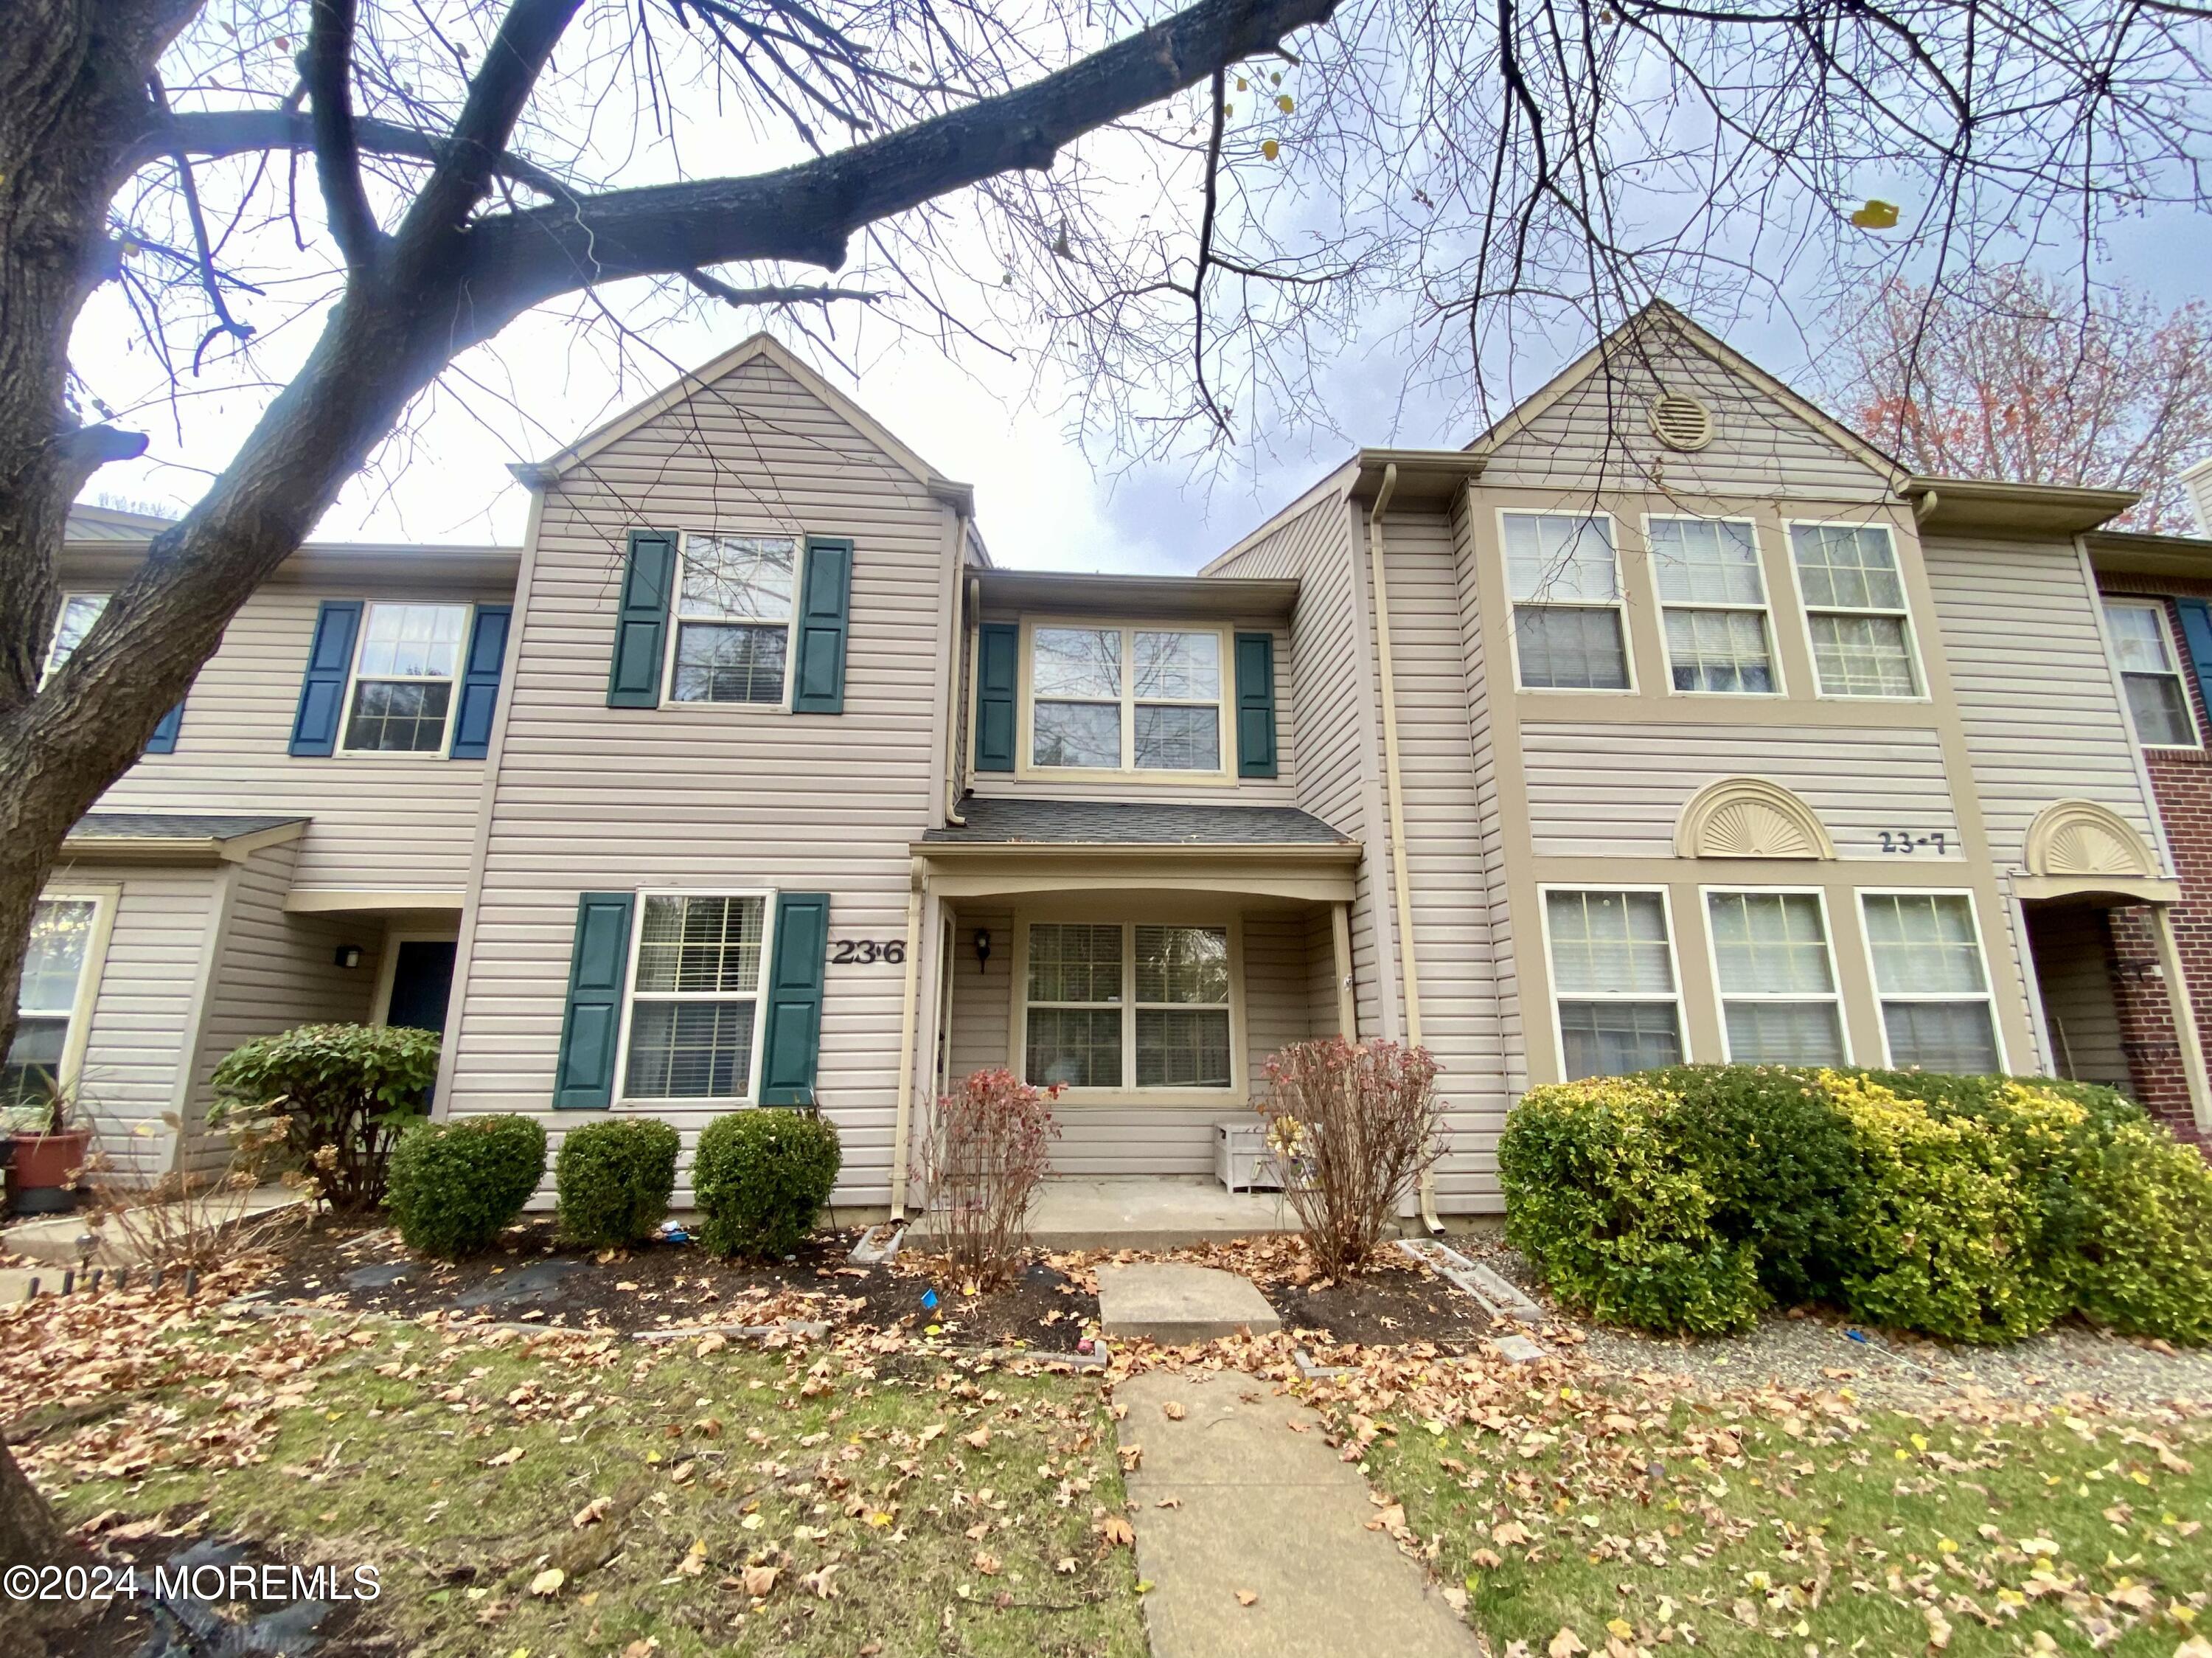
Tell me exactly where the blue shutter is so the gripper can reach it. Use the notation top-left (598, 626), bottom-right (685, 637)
top-left (144, 699), bottom-right (185, 755)
top-left (553, 892), bottom-right (636, 1109)
top-left (791, 537), bottom-right (852, 713)
top-left (759, 892), bottom-right (830, 1106)
top-left (288, 600), bottom-right (361, 756)
top-left (1234, 631), bottom-right (1278, 778)
top-left (448, 605), bottom-right (511, 758)
top-left (607, 530), bottom-right (677, 708)
top-left (973, 622), bottom-right (1019, 772)
top-left (2174, 599), bottom-right (2212, 733)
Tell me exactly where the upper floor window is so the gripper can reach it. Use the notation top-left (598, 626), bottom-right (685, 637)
top-left (1506, 513), bottom-right (1629, 690)
top-left (343, 602), bottom-right (469, 753)
top-left (41, 594), bottom-right (108, 684)
top-left (2104, 599), bottom-right (2199, 748)
top-left (671, 533), bottom-right (796, 706)
top-left (1649, 518), bottom-right (1777, 694)
top-left (1790, 523), bottom-right (1920, 698)
top-left (1029, 625), bottom-right (1225, 772)
top-left (1860, 891), bottom-right (2000, 1073)
top-left (1543, 888), bottom-right (1682, 1078)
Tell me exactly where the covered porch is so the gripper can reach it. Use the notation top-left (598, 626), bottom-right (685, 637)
top-left (900, 797), bottom-right (1363, 1215)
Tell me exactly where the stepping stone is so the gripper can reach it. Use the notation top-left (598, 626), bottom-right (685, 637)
top-left (1097, 1263), bottom-right (1280, 1345)
top-left (341, 1262), bottom-right (411, 1290)
top-left (451, 1259), bottom-right (582, 1309)
top-left (1116, 1368), bottom-right (1481, 1657)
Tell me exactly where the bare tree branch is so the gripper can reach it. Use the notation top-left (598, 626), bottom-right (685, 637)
top-left (306, 0), bottom-right (383, 266)
top-left (683, 271), bottom-right (885, 308)
top-left (120, 108), bottom-right (570, 196)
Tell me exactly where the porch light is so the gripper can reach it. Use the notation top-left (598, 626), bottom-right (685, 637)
top-left (333, 944), bottom-right (364, 970)
top-left (973, 928), bottom-right (992, 974)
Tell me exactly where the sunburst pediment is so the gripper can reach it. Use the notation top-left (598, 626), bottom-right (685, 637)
top-left (1675, 777), bottom-right (1837, 861)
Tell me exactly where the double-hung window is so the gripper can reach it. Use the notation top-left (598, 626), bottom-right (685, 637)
top-left (1029, 626), bottom-right (1226, 772)
top-left (620, 894), bottom-right (770, 1100)
top-left (1790, 524), bottom-right (1920, 697)
top-left (42, 594), bottom-right (109, 684)
top-left (1650, 518), bottom-right (1777, 693)
top-left (1543, 889), bottom-right (1682, 1078)
top-left (1705, 890), bottom-right (1846, 1064)
top-left (669, 533), bottom-right (797, 706)
top-left (2104, 599), bottom-right (2199, 748)
top-left (1506, 513), bottom-right (1630, 690)
top-left (1023, 921), bottom-right (1234, 1091)
top-left (1860, 892), bottom-right (2000, 1073)
top-left (342, 602), bottom-right (470, 752)
top-left (3, 896), bottom-right (105, 1107)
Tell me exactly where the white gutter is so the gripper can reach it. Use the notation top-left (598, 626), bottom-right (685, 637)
top-left (889, 859), bottom-right (928, 1221)
top-left (1364, 463), bottom-right (1444, 1236)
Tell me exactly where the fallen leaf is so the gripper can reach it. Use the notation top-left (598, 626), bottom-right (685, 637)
top-left (1549, 1629), bottom-right (1586, 1658)
top-left (1099, 1514), bottom-right (1135, 1547)
top-left (972, 1551), bottom-right (1001, 1576)
top-left (1236, 1589), bottom-right (1258, 1606)
top-left (1493, 1522), bottom-right (1531, 1547)
top-left (742, 1564), bottom-right (777, 1598)
top-left (483, 1446), bottom-right (524, 1468)
top-left (527, 1568), bottom-right (563, 1598)
top-left (675, 1539), bottom-right (709, 1578)
top-left (1163, 1401), bottom-right (1187, 1421)
top-left (965, 1427), bottom-right (992, 1450)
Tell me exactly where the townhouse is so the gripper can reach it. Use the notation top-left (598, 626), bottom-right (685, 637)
top-left (17, 306), bottom-right (2211, 1214)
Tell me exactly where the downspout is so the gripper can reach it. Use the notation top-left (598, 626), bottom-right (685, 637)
top-left (1365, 463), bottom-right (1444, 1236)
top-left (942, 537), bottom-right (974, 828)
top-left (951, 572), bottom-right (983, 823)
top-left (889, 858), bottom-right (928, 1220)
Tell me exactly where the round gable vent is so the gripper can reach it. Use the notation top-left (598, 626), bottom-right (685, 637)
top-left (1648, 392), bottom-right (1713, 451)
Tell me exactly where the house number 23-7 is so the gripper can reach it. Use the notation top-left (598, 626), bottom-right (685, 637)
top-left (1877, 830), bottom-right (1949, 855)
top-left (831, 939), bottom-right (906, 965)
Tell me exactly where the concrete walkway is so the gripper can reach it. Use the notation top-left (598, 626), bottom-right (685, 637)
top-left (1023, 1177), bottom-right (1299, 1249)
top-left (1114, 1367), bottom-right (1480, 1658)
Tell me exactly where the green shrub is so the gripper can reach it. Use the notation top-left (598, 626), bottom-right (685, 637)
top-left (555, 1118), bottom-right (681, 1249)
top-left (692, 1109), bottom-right (841, 1259)
top-left (386, 1114), bottom-right (547, 1259)
top-left (209, 1023), bottom-right (441, 1210)
top-left (1640, 1065), bottom-right (1863, 1305)
top-left (2071, 1119), bottom-right (2212, 1343)
top-left (1499, 1078), bottom-right (1764, 1336)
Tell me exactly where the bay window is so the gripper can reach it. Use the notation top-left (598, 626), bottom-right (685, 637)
top-left (1029, 625), bottom-right (1227, 772)
top-left (1705, 890), bottom-right (1846, 1064)
top-left (1543, 889), bottom-right (1682, 1079)
top-left (1860, 891), bottom-right (2000, 1073)
top-left (1024, 921), bottom-right (1234, 1092)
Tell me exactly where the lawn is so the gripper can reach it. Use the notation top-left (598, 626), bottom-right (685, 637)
top-left (29, 1308), bottom-right (1146, 1658)
top-left (1346, 1361), bottom-right (2212, 1657)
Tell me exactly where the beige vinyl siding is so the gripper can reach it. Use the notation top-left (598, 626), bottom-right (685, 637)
top-left (46, 862), bottom-right (220, 1182)
top-left (1520, 722), bottom-right (1958, 861)
top-left (942, 909), bottom-right (1013, 1085)
top-left (444, 353), bottom-right (952, 1204)
top-left (1921, 534), bottom-right (2160, 870)
top-left (1480, 329), bottom-right (1893, 502)
top-left (1368, 503), bottom-right (1512, 1206)
top-left (89, 574), bottom-right (509, 895)
top-left (970, 614), bottom-right (1298, 806)
top-left (184, 841), bottom-right (384, 1174)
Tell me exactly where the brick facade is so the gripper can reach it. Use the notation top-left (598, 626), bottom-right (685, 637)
top-left (2095, 574), bottom-right (2212, 1144)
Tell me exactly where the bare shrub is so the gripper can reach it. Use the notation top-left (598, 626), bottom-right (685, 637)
top-left (83, 1111), bottom-right (310, 1272)
top-left (919, 1069), bottom-right (1061, 1291)
top-left (1259, 1038), bottom-right (1444, 1278)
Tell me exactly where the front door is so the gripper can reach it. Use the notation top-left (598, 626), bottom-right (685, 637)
top-left (386, 939), bottom-right (457, 1034)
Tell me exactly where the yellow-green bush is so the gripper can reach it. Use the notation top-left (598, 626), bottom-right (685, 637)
top-left (1497, 1078), bottom-right (1763, 1336)
top-left (1499, 1065), bottom-right (2212, 1345)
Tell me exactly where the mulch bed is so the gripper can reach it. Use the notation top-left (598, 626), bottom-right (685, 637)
top-left (255, 1217), bottom-right (1098, 1353)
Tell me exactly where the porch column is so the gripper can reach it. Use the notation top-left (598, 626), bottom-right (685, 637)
top-left (1331, 901), bottom-right (1356, 1038)
top-left (890, 861), bottom-right (931, 1219)
top-left (2149, 904), bottom-right (2212, 1134)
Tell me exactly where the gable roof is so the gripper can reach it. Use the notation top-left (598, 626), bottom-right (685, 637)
top-left (509, 332), bottom-right (973, 509)
top-left (1465, 299), bottom-right (1913, 492)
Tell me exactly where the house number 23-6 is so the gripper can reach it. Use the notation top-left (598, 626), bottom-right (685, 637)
top-left (831, 939), bottom-right (905, 965)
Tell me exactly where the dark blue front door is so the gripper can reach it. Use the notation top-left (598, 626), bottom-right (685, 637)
top-left (386, 939), bottom-right (457, 1034)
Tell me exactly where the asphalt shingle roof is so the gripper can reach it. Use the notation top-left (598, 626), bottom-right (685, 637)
top-left (69, 812), bottom-right (307, 842)
top-left (921, 796), bottom-right (1354, 846)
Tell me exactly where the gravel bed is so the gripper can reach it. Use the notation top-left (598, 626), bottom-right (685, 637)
top-left (1444, 1224), bottom-right (2212, 1416)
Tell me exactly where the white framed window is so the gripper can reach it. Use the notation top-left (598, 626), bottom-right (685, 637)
top-left (1858, 890), bottom-right (2003, 1074)
top-left (1503, 513), bottom-right (1631, 691)
top-left (1021, 920), bottom-right (1235, 1092)
top-left (1649, 517), bottom-right (1778, 695)
top-left (615, 892), bottom-right (775, 1103)
top-left (1788, 522), bottom-right (1922, 698)
top-left (2104, 599), bottom-right (2200, 749)
top-left (1541, 888), bottom-right (1683, 1080)
top-left (1703, 889), bottom-right (1847, 1065)
top-left (41, 594), bottom-right (110, 685)
top-left (4, 891), bottom-right (116, 1109)
top-left (339, 601), bottom-right (470, 754)
top-left (1025, 623), bottom-right (1229, 774)
top-left (667, 532), bottom-right (799, 707)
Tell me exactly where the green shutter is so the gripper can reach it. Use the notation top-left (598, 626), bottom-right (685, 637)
top-left (759, 892), bottom-right (830, 1106)
top-left (1234, 631), bottom-right (1279, 778)
top-left (791, 536), bottom-right (852, 713)
top-left (553, 892), bottom-right (635, 1109)
top-left (973, 622), bottom-right (1019, 772)
top-left (606, 530), bottom-right (677, 707)
top-left (2176, 599), bottom-right (2212, 730)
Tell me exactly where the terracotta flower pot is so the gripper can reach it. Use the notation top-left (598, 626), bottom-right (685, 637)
top-left (7, 1126), bottom-right (93, 1215)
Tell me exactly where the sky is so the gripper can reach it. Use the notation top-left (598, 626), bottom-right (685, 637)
top-left (77, 13), bottom-right (2212, 579)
